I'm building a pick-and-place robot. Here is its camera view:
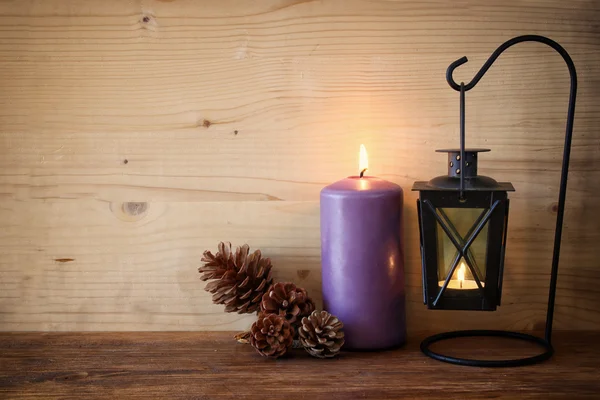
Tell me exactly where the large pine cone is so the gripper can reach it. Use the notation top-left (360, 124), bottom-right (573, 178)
top-left (199, 242), bottom-right (273, 314)
top-left (198, 242), bottom-right (245, 280)
top-left (260, 282), bottom-right (315, 331)
top-left (249, 313), bottom-right (294, 358)
top-left (299, 310), bottom-right (344, 358)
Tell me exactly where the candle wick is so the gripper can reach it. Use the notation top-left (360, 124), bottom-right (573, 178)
top-left (460, 280), bottom-right (463, 289)
top-left (359, 168), bottom-right (367, 178)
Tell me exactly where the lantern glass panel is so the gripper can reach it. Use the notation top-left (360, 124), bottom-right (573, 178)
top-left (435, 207), bottom-right (489, 287)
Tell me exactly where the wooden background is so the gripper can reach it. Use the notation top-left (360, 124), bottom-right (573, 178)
top-left (0, 0), bottom-right (599, 332)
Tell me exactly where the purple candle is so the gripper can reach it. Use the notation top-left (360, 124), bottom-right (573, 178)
top-left (320, 146), bottom-right (405, 350)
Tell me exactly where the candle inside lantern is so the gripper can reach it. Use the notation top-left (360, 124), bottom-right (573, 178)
top-left (438, 260), bottom-right (484, 290)
top-left (320, 145), bottom-right (405, 350)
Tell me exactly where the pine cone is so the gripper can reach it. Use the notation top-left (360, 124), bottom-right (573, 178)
top-left (198, 242), bottom-right (249, 280)
top-left (299, 311), bottom-right (345, 358)
top-left (249, 313), bottom-right (294, 358)
top-left (199, 242), bottom-right (273, 314)
top-left (260, 282), bottom-right (315, 332)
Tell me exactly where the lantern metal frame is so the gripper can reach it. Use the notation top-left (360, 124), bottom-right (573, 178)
top-left (415, 35), bottom-right (577, 367)
top-left (415, 187), bottom-right (511, 311)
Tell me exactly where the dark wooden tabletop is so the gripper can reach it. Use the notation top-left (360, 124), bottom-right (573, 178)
top-left (0, 331), bottom-right (599, 399)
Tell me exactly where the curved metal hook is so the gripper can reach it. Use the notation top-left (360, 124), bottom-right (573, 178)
top-left (446, 35), bottom-right (577, 92)
top-left (446, 35), bottom-right (577, 347)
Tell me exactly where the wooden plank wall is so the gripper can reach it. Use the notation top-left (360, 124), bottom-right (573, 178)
top-left (0, 0), bottom-right (599, 332)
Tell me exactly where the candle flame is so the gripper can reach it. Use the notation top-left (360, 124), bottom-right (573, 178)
top-left (359, 144), bottom-right (368, 177)
top-left (457, 261), bottom-right (466, 287)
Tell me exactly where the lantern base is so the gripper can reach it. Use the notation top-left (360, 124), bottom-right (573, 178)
top-left (420, 330), bottom-right (554, 367)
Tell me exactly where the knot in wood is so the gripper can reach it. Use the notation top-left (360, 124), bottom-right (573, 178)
top-left (123, 202), bottom-right (148, 216)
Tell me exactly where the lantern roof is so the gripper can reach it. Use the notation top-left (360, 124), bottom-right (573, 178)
top-left (412, 148), bottom-right (515, 192)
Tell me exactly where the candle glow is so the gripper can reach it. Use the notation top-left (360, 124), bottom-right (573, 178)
top-left (458, 261), bottom-right (466, 289)
top-left (437, 260), bottom-right (484, 289)
top-left (359, 144), bottom-right (368, 178)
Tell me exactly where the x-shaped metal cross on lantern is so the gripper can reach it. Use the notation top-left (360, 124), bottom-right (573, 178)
top-left (423, 199), bottom-right (501, 306)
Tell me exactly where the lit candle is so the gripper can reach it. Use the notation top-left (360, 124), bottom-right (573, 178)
top-left (359, 144), bottom-right (368, 178)
top-left (438, 260), bottom-right (484, 290)
top-left (320, 145), bottom-right (406, 350)
top-left (457, 262), bottom-right (465, 286)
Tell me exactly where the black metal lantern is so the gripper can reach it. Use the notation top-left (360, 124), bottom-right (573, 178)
top-left (413, 35), bottom-right (577, 367)
top-left (414, 149), bottom-right (513, 311)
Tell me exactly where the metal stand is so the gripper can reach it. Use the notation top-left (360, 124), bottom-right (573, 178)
top-left (421, 330), bottom-right (553, 368)
top-left (421, 35), bottom-right (577, 367)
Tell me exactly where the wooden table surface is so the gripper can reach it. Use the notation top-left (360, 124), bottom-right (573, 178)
top-left (1, 332), bottom-right (599, 399)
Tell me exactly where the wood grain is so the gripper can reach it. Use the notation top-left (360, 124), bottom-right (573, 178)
top-left (0, 331), bottom-right (599, 399)
top-left (0, 0), bottom-right (599, 332)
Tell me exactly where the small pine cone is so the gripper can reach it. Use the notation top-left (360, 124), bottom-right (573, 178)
top-left (260, 282), bottom-right (315, 332)
top-left (299, 311), bottom-right (345, 359)
top-left (249, 314), bottom-right (294, 358)
top-left (199, 242), bottom-right (273, 314)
